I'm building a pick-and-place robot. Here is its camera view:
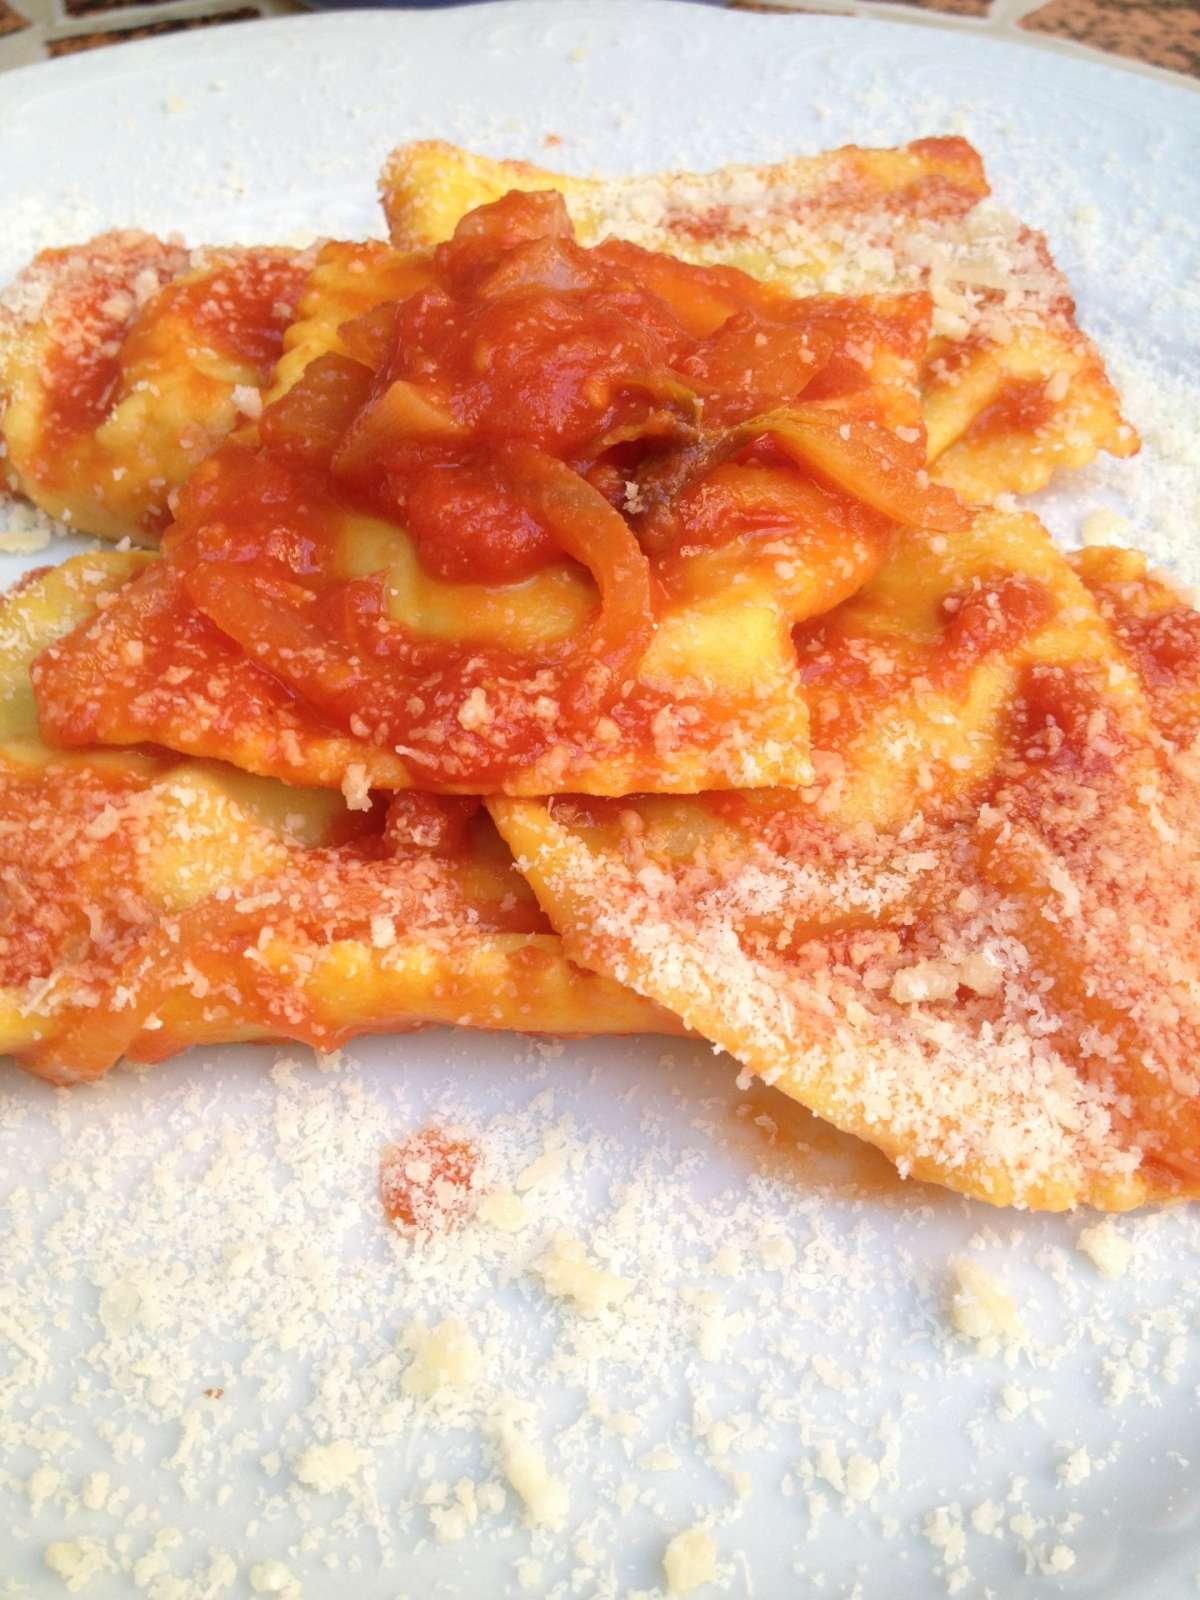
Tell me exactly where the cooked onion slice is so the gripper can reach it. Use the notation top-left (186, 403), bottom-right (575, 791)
top-left (750, 407), bottom-right (970, 532)
top-left (494, 442), bottom-right (657, 712)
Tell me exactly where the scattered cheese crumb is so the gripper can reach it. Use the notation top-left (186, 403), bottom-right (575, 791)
top-left (758, 1230), bottom-right (796, 1270)
top-left (535, 1233), bottom-right (632, 1317)
top-left (231, 383), bottom-right (263, 420)
top-left (1077, 1219), bottom-right (1133, 1280)
top-left (890, 959), bottom-right (960, 1004)
top-left (971, 1499), bottom-right (1004, 1535)
top-left (28, 1465), bottom-right (59, 1514)
top-left (1080, 508), bottom-right (1131, 546)
top-left (0, 501), bottom-right (54, 552)
top-left (44, 1539), bottom-right (110, 1592)
top-left (249, 1559), bottom-right (297, 1595)
top-left (1058, 1447), bottom-right (1092, 1487)
top-left (340, 763), bottom-right (371, 812)
top-left (497, 1427), bottom-right (568, 1529)
top-left (663, 1527), bottom-right (717, 1595)
top-left (477, 1189), bottom-right (530, 1232)
top-left (79, 1471), bottom-right (109, 1513)
top-left (402, 1317), bottom-right (482, 1399)
top-left (923, 1503), bottom-right (967, 1565)
top-left (845, 1453), bottom-right (880, 1502)
top-left (457, 687), bottom-right (492, 731)
top-left (292, 1439), bottom-right (362, 1493)
top-left (1043, 1543), bottom-right (1076, 1574)
top-left (948, 1259), bottom-right (1025, 1353)
top-left (514, 1146), bottom-right (566, 1192)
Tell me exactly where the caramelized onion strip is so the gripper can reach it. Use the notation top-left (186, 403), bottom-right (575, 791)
top-left (747, 407), bottom-right (971, 532)
top-left (494, 442), bottom-right (656, 710)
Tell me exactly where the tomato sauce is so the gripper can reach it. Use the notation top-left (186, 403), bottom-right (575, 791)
top-left (0, 757), bottom-right (154, 990)
top-left (40, 275), bottom-right (127, 449)
top-left (788, 569), bottom-right (1055, 757)
top-left (36, 189), bottom-right (967, 792)
top-left (8, 779), bottom-right (549, 1079)
top-left (1005, 661), bottom-right (1126, 783)
top-left (963, 377), bottom-right (1057, 444)
top-left (39, 248), bottom-right (307, 460)
top-left (665, 138), bottom-right (986, 245)
top-left (933, 574), bottom-right (1054, 692)
top-left (1106, 603), bottom-right (1200, 747)
top-left (134, 249), bottom-right (309, 375)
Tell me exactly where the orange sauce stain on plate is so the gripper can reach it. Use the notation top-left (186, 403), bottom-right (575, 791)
top-left (380, 1127), bottom-right (482, 1232)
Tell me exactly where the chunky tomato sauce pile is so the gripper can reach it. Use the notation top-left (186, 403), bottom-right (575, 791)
top-left (34, 190), bottom-right (967, 791)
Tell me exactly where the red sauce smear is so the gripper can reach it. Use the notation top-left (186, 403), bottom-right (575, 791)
top-left (789, 569), bottom-right (1054, 753)
top-left (40, 246), bottom-right (307, 456)
top-left (41, 273), bottom-right (134, 446)
top-left (11, 786), bottom-right (549, 1081)
top-left (962, 376), bottom-right (1057, 445)
top-left (665, 137), bottom-right (987, 243)
top-left (0, 758), bottom-right (154, 990)
top-left (1005, 661), bottom-right (1126, 783)
top-left (380, 1128), bottom-right (482, 1231)
top-left (1108, 605), bottom-right (1200, 747)
top-left (934, 574), bottom-right (1054, 692)
top-left (132, 250), bottom-right (309, 375)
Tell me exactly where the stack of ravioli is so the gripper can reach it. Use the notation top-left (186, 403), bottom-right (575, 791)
top-left (1, 137), bottom-right (1196, 1213)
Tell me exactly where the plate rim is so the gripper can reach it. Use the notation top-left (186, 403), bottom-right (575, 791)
top-left (1, 0), bottom-right (1198, 124)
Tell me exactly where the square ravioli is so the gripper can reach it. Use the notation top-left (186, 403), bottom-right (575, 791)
top-left (32, 190), bottom-right (966, 797)
top-left (490, 513), bottom-right (1200, 1212)
top-left (0, 558), bottom-right (674, 1082)
top-left (0, 233), bottom-right (311, 542)
top-left (382, 138), bottom-right (1138, 503)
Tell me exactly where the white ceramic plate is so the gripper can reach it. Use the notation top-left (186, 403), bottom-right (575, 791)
top-left (2, 6), bottom-right (1199, 1597)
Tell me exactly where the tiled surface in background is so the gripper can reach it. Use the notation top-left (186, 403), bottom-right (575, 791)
top-left (0, 0), bottom-right (29, 35)
top-left (0, 0), bottom-right (294, 65)
top-left (864, 0), bottom-right (991, 14)
top-left (725, 0), bottom-right (1197, 81)
top-left (46, 4), bottom-right (258, 52)
top-left (0, 0), bottom-right (1196, 83)
top-left (1021, 0), bottom-right (1200, 78)
top-left (62, 0), bottom-right (233, 16)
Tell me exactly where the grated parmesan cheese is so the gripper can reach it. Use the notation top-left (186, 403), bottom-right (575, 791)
top-left (662, 1527), bottom-right (717, 1595)
top-left (401, 1318), bottom-right (483, 1399)
top-left (340, 762), bottom-right (371, 812)
top-left (496, 1424), bottom-right (569, 1530)
top-left (249, 1559), bottom-right (299, 1596)
top-left (293, 1439), bottom-right (363, 1493)
top-left (535, 1233), bottom-right (632, 1318)
top-left (1076, 1219), bottom-right (1133, 1280)
top-left (948, 1259), bottom-right (1026, 1354)
top-left (44, 1539), bottom-right (112, 1593)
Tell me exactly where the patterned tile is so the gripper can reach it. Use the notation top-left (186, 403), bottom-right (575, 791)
top-left (47, 5), bottom-right (258, 53)
top-left (0, 0), bottom-right (28, 37)
top-left (728, 0), bottom-right (989, 11)
top-left (1022, 0), bottom-right (1200, 77)
top-left (729, 3), bottom-right (857, 13)
top-left (874, 0), bottom-right (990, 14)
top-left (64, 0), bottom-right (185, 16)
